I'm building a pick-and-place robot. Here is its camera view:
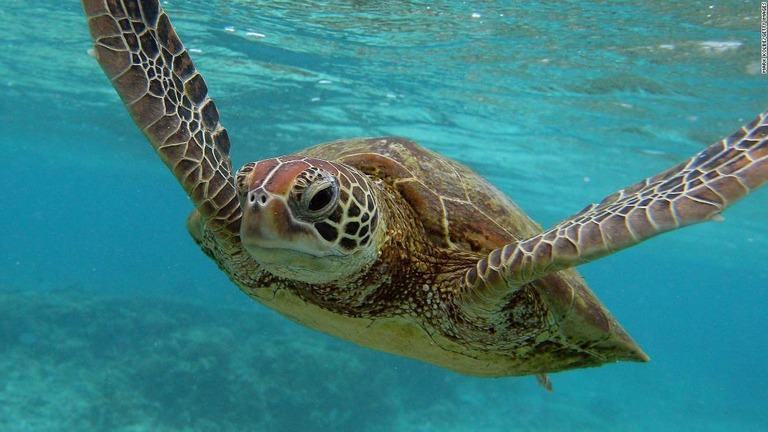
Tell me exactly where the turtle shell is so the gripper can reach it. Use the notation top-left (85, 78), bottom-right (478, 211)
top-left (300, 136), bottom-right (647, 374)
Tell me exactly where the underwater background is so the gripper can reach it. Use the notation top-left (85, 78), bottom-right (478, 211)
top-left (1, 0), bottom-right (767, 430)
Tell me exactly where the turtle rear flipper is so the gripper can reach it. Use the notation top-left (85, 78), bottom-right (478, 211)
top-left (461, 110), bottom-right (768, 313)
top-left (82, 0), bottom-right (240, 248)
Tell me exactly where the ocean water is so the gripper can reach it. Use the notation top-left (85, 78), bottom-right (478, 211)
top-left (1, 0), bottom-right (766, 430)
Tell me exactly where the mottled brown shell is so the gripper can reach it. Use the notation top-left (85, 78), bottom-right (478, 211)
top-left (302, 137), bottom-right (651, 372)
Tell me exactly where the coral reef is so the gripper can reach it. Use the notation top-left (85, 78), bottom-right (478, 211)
top-left (4, 288), bottom-right (759, 431)
top-left (0, 289), bottom-right (412, 431)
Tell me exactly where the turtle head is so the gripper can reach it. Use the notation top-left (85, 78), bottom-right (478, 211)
top-left (235, 156), bottom-right (382, 283)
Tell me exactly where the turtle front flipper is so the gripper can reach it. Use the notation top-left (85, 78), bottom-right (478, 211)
top-left (81, 0), bottom-right (240, 248)
top-left (461, 109), bottom-right (768, 312)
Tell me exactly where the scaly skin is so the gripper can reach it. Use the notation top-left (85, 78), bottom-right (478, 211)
top-left (81, 0), bottom-right (241, 255)
top-left (462, 117), bottom-right (768, 316)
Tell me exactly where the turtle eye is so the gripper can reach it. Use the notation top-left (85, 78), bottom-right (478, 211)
top-left (291, 169), bottom-right (339, 222)
top-left (305, 182), bottom-right (338, 215)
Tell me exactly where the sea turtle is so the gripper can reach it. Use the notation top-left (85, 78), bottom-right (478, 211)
top-left (81, 0), bottom-right (768, 382)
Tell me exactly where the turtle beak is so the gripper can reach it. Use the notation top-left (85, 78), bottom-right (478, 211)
top-left (240, 184), bottom-right (334, 260)
top-left (236, 159), bottom-right (339, 260)
top-left (240, 186), bottom-right (291, 248)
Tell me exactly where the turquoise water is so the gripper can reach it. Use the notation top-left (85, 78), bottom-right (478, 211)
top-left (1, 0), bottom-right (767, 430)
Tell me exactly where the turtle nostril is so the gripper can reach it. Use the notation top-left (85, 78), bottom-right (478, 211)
top-left (247, 189), bottom-right (269, 206)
